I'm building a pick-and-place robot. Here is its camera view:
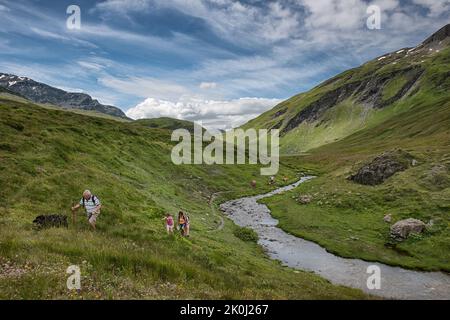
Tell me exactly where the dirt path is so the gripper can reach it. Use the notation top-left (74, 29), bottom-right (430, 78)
top-left (208, 191), bottom-right (233, 232)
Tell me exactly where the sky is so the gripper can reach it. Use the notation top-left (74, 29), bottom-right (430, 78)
top-left (0, 0), bottom-right (449, 129)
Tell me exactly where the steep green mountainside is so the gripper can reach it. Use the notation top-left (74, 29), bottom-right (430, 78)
top-left (262, 85), bottom-right (450, 271)
top-left (243, 24), bottom-right (450, 154)
top-left (0, 97), bottom-right (368, 299)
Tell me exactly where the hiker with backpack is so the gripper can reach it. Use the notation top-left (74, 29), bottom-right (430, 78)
top-left (177, 211), bottom-right (191, 237)
top-left (71, 190), bottom-right (102, 230)
top-left (184, 212), bottom-right (190, 237)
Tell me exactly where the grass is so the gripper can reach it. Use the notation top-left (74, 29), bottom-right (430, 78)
top-left (0, 97), bottom-right (369, 299)
top-left (263, 94), bottom-right (450, 272)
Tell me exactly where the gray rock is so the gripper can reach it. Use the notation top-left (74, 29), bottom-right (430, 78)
top-left (349, 149), bottom-right (413, 185)
top-left (384, 214), bottom-right (392, 223)
top-left (297, 195), bottom-right (312, 204)
top-left (390, 218), bottom-right (426, 240)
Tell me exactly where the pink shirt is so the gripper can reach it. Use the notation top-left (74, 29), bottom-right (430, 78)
top-left (166, 216), bottom-right (174, 226)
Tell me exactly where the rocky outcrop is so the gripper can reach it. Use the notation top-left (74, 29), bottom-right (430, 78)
top-left (390, 218), bottom-right (426, 240)
top-left (354, 67), bottom-right (424, 109)
top-left (349, 150), bottom-right (414, 185)
top-left (282, 81), bottom-right (361, 133)
top-left (0, 73), bottom-right (128, 119)
top-left (281, 67), bottom-right (423, 134)
top-left (422, 24), bottom-right (450, 46)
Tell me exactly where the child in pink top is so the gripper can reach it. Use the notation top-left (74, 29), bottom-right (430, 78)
top-left (163, 213), bottom-right (174, 234)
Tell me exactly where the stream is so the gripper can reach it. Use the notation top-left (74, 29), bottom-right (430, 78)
top-left (220, 176), bottom-right (450, 299)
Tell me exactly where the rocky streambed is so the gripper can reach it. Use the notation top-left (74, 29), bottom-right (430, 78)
top-left (220, 177), bottom-right (450, 299)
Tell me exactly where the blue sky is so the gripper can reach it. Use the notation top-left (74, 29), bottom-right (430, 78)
top-left (0, 0), bottom-right (448, 129)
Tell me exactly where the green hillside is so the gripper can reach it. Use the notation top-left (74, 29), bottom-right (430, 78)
top-left (242, 25), bottom-right (450, 155)
top-left (0, 97), bottom-right (368, 299)
top-left (262, 87), bottom-right (450, 271)
top-left (133, 117), bottom-right (196, 133)
top-left (239, 25), bottom-right (450, 272)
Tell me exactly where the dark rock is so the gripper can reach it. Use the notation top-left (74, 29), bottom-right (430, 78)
top-left (422, 24), bottom-right (450, 46)
top-left (281, 66), bottom-right (424, 135)
top-left (33, 214), bottom-right (68, 230)
top-left (0, 73), bottom-right (128, 119)
top-left (348, 149), bottom-right (414, 185)
top-left (390, 218), bottom-right (426, 240)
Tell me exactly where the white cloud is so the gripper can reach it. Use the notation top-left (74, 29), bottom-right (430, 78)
top-left (94, 0), bottom-right (301, 45)
top-left (199, 82), bottom-right (218, 89)
top-left (30, 27), bottom-right (98, 48)
top-left (94, 0), bottom-right (152, 13)
top-left (412, 0), bottom-right (450, 16)
top-left (126, 96), bottom-right (282, 129)
top-left (99, 75), bottom-right (189, 100)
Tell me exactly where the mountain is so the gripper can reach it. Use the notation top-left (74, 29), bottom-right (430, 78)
top-left (247, 25), bottom-right (450, 273)
top-left (0, 73), bottom-right (128, 119)
top-left (242, 24), bottom-right (450, 154)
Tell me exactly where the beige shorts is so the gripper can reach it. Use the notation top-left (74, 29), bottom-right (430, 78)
top-left (88, 211), bottom-right (100, 224)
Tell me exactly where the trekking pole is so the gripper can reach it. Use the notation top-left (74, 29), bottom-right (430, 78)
top-left (72, 202), bottom-right (76, 227)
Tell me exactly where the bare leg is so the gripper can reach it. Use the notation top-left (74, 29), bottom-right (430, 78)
top-left (89, 213), bottom-right (98, 230)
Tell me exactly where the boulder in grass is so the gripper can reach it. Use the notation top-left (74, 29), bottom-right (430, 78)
top-left (390, 218), bottom-right (426, 240)
top-left (33, 214), bottom-right (68, 230)
top-left (297, 195), bottom-right (312, 204)
top-left (348, 149), bottom-right (414, 185)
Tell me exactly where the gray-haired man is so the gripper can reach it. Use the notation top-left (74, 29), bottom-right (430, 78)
top-left (71, 190), bottom-right (102, 230)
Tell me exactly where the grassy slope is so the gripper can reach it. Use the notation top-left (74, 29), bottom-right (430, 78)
top-left (264, 90), bottom-right (450, 271)
top-left (132, 117), bottom-right (196, 132)
top-left (0, 98), bottom-right (369, 299)
top-left (0, 91), bottom-right (131, 123)
top-left (243, 41), bottom-right (450, 155)
top-left (241, 37), bottom-right (450, 272)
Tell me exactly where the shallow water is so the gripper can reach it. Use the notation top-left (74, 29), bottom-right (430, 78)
top-left (220, 177), bottom-right (450, 299)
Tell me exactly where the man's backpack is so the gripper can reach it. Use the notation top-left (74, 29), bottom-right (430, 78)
top-left (82, 195), bottom-right (97, 208)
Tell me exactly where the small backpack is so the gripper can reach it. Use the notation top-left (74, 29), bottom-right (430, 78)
top-left (82, 195), bottom-right (97, 208)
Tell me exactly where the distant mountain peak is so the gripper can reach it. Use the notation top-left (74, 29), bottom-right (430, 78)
top-left (0, 73), bottom-right (128, 119)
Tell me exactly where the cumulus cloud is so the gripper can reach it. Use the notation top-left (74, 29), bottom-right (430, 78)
top-left (126, 96), bottom-right (282, 129)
